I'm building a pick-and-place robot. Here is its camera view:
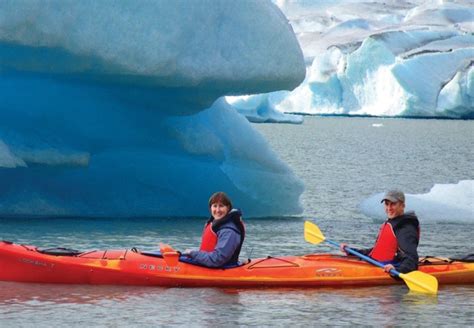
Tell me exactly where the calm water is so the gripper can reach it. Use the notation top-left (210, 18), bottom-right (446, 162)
top-left (1, 117), bottom-right (473, 327)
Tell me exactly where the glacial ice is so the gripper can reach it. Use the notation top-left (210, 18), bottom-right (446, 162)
top-left (0, 0), bottom-right (305, 217)
top-left (359, 180), bottom-right (474, 223)
top-left (226, 94), bottom-right (303, 124)
top-left (231, 0), bottom-right (474, 121)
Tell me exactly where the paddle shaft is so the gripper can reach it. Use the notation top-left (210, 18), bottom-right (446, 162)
top-left (325, 239), bottom-right (402, 277)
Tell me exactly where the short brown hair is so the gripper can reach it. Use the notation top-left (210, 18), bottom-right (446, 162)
top-left (208, 192), bottom-right (232, 209)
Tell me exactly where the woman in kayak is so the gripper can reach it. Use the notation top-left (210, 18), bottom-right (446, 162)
top-left (183, 192), bottom-right (245, 268)
top-left (341, 190), bottom-right (420, 273)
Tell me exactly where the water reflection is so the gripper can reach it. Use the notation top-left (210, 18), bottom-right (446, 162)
top-left (1, 280), bottom-right (472, 326)
top-left (1, 117), bottom-right (473, 327)
top-left (402, 291), bottom-right (438, 306)
top-left (0, 282), bottom-right (158, 305)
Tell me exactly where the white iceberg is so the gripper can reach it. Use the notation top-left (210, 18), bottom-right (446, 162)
top-left (242, 0), bottom-right (474, 119)
top-left (226, 94), bottom-right (303, 124)
top-left (359, 180), bottom-right (474, 223)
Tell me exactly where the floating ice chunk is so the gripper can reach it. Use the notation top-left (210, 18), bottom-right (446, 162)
top-left (359, 180), bottom-right (474, 223)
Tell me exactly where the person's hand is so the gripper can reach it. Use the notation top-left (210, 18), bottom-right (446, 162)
top-left (384, 264), bottom-right (395, 273)
top-left (182, 248), bottom-right (196, 256)
top-left (340, 243), bottom-right (348, 255)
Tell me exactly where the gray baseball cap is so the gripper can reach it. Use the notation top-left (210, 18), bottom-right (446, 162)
top-left (381, 190), bottom-right (405, 203)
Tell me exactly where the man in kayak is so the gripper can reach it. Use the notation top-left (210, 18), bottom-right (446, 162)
top-left (341, 190), bottom-right (420, 273)
top-left (182, 192), bottom-right (245, 268)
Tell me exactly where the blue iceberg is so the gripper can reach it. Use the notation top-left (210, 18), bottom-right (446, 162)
top-left (0, 1), bottom-right (306, 217)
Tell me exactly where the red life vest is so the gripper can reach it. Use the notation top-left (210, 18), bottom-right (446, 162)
top-left (198, 210), bottom-right (246, 266)
top-left (369, 222), bottom-right (398, 262)
top-left (199, 222), bottom-right (218, 252)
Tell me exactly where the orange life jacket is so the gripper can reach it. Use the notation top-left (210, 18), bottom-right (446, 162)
top-left (369, 222), bottom-right (398, 262)
top-left (200, 222), bottom-right (218, 252)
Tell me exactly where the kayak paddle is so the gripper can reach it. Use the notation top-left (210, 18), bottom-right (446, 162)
top-left (304, 220), bottom-right (438, 294)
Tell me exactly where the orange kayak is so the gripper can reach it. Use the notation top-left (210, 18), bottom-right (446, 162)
top-left (1, 240), bottom-right (473, 288)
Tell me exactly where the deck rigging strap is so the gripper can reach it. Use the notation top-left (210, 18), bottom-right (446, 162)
top-left (419, 254), bottom-right (474, 264)
top-left (37, 247), bottom-right (82, 256)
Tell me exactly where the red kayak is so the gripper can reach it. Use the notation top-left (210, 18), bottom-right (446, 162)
top-left (1, 240), bottom-right (473, 288)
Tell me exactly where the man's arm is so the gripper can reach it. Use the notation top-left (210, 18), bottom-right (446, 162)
top-left (395, 223), bottom-right (419, 273)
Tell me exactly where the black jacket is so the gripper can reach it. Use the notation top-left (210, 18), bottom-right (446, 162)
top-left (359, 211), bottom-right (420, 273)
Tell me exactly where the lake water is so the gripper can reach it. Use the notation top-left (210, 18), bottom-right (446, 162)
top-left (1, 117), bottom-right (473, 327)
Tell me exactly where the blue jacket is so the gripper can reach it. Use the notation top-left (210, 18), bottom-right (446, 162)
top-left (188, 210), bottom-right (244, 267)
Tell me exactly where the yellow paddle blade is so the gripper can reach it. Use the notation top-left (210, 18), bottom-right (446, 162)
top-left (399, 271), bottom-right (439, 295)
top-left (304, 221), bottom-right (326, 244)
